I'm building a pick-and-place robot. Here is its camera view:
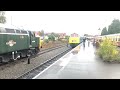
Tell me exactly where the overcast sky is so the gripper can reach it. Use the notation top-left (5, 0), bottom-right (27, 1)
top-left (1, 11), bottom-right (120, 36)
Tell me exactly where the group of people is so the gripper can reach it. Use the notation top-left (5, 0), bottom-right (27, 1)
top-left (82, 37), bottom-right (102, 48)
top-left (93, 38), bottom-right (102, 48)
top-left (82, 37), bottom-right (90, 47)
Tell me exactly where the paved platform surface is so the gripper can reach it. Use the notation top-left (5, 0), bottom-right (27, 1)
top-left (33, 41), bottom-right (120, 79)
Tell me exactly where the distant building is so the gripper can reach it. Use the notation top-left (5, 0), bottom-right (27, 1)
top-left (58, 33), bottom-right (66, 39)
top-left (34, 31), bottom-right (40, 37)
top-left (70, 33), bottom-right (79, 37)
top-left (44, 33), bottom-right (51, 36)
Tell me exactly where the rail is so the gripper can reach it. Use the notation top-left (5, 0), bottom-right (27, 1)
top-left (16, 48), bottom-right (71, 79)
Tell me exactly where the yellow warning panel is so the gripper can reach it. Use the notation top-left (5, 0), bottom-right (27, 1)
top-left (69, 37), bottom-right (80, 43)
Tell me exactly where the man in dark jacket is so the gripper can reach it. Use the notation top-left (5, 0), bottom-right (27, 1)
top-left (87, 39), bottom-right (90, 47)
top-left (83, 37), bottom-right (86, 47)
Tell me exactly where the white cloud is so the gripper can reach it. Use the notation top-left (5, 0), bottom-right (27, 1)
top-left (1, 11), bottom-right (120, 36)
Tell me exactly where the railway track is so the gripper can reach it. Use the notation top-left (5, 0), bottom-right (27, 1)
top-left (16, 47), bottom-right (71, 79)
top-left (37, 44), bottom-right (67, 56)
top-left (0, 44), bottom-right (67, 67)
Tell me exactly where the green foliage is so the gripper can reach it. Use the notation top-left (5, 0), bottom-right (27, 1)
top-left (101, 27), bottom-right (108, 35)
top-left (48, 34), bottom-right (55, 41)
top-left (97, 38), bottom-right (120, 62)
top-left (65, 35), bottom-right (69, 41)
top-left (65, 36), bottom-right (69, 39)
top-left (108, 19), bottom-right (120, 34)
top-left (51, 32), bottom-right (60, 38)
top-left (47, 32), bottom-right (60, 41)
top-left (44, 39), bottom-right (49, 43)
top-left (0, 11), bottom-right (6, 24)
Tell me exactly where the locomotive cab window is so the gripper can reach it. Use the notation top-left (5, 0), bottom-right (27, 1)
top-left (16, 30), bottom-right (20, 33)
top-left (31, 31), bottom-right (35, 37)
top-left (116, 38), bottom-right (117, 41)
top-left (119, 38), bottom-right (120, 41)
top-left (21, 30), bottom-right (27, 34)
top-left (28, 31), bottom-right (35, 37)
top-left (5, 28), bottom-right (15, 33)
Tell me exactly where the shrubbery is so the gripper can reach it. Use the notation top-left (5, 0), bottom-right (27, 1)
top-left (44, 39), bottom-right (49, 43)
top-left (96, 38), bottom-right (120, 62)
top-left (48, 34), bottom-right (55, 41)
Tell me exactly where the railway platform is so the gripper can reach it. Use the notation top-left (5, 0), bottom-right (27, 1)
top-left (33, 41), bottom-right (120, 79)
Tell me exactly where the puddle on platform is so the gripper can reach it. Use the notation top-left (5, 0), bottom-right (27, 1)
top-left (72, 45), bottom-right (80, 55)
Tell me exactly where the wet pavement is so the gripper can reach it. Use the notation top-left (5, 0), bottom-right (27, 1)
top-left (33, 41), bottom-right (120, 79)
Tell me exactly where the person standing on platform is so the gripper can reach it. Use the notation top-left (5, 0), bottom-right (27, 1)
top-left (83, 37), bottom-right (86, 47)
top-left (87, 39), bottom-right (90, 47)
top-left (93, 38), bottom-right (96, 46)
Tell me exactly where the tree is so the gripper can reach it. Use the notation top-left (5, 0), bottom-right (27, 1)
top-left (101, 27), bottom-right (108, 35)
top-left (65, 35), bottom-right (69, 39)
top-left (0, 11), bottom-right (6, 24)
top-left (108, 19), bottom-right (120, 34)
top-left (51, 32), bottom-right (59, 38)
top-left (48, 34), bottom-right (55, 41)
top-left (48, 32), bottom-right (60, 41)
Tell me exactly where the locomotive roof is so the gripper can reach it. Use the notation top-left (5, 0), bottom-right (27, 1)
top-left (97, 33), bottom-right (120, 37)
top-left (0, 27), bottom-right (29, 34)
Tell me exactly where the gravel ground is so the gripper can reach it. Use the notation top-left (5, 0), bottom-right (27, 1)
top-left (0, 46), bottom-right (69, 79)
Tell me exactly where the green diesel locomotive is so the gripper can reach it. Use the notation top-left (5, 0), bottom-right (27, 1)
top-left (0, 27), bottom-right (40, 63)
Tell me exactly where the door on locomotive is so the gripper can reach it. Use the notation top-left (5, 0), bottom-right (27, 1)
top-left (28, 31), bottom-right (35, 46)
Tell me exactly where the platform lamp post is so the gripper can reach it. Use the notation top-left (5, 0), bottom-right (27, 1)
top-left (98, 28), bottom-right (101, 36)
